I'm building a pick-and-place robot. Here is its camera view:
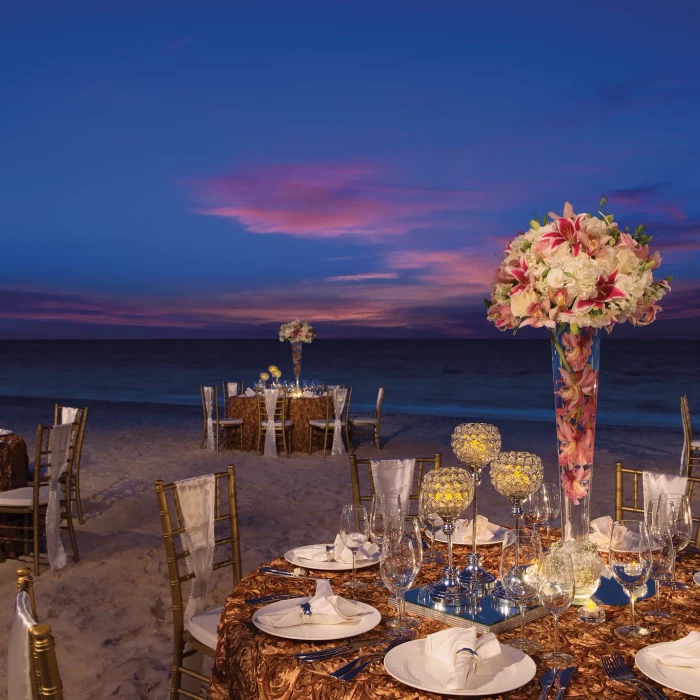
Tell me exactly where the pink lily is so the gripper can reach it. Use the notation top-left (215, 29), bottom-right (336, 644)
top-left (519, 299), bottom-right (556, 329)
top-left (539, 203), bottom-right (588, 256)
top-left (561, 466), bottom-right (591, 504)
top-left (562, 332), bottom-right (593, 371)
top-left (630, 301), bottom-right (661, 327)
top-left (572, 268), bottom-right (627, 312)
top-left (505, 257), bottom-right (533, 294)
top-left (487, 303), bottom-right (516, 331)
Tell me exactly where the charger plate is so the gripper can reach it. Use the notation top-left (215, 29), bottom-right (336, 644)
top-left (435, 526), bottom-right (507, 546)
top-left (285, 545), bottom-right (379, 571)
top-left (384, 638), bottom-right (536, 696)
top-left (636, 643), bottom-right (700, 697)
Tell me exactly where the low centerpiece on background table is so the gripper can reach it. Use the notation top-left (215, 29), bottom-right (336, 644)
top-left (486, 198), bottom-right (670, 603)
top-left (278, 319), bottom-right (316, 390)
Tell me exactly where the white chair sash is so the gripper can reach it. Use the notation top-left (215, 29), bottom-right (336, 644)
top-left (60, 406), bottom-right (79, 424)
top-left (8, 590), bottom-right (37, 700)
top-left (227, 382), bottom-right (239, 398)
top-left (370, 459), bottom-right (415, 515)
top-left (264, 389), bottom-right (280, 457)
top-left (176, 475), bottom-right (215, 627)
top-left (47, 423), bottom-right (72, 571)
top-left (643, 471), bottom-right (688, 514)
top-left (203, 387), bottom-right (215, 451)
top-left (331, 389), bottom-right (348, 456)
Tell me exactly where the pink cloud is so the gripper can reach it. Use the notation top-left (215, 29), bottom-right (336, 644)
top-left (609, 185), bottom-right (687, 221)
top-left (189, 163), bottom-right (490, 239)
top-left (325, 273), bottom-right (398, 282)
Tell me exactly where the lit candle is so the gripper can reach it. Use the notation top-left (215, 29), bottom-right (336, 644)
top-left (580, 599), bottom-right (601, 618)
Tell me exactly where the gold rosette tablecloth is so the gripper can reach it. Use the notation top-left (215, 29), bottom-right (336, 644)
top-left (210, 533), bottom-right (700, 700)
top-left (0, 433), bottom-right (29, 559)
top-left (227, 396), bottom-right (327, 454)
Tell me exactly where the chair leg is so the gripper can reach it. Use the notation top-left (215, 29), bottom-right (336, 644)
top-left (201, 421), bottom-right (206, 449)
top-left (239, 425), bottom-right (244, 452)
top-left (64, 500), bottom-right (80, 563)
top-left (33, 507), bottom-right (40, 577)
top-left (308, 427), bottom-right (313, 455)
top-left (75, 468), bottom-right (85, 525)
top-left (257, 427), bottom-right (262, 455)
top-left (23, 514), bottom-right (30, 556)
top-left (170, 635), bottom-right (185, 700)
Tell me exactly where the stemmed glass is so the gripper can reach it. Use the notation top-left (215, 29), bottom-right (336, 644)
top-left (522, 487), bottom-right (550, 536)
top-left (340, 504), bottom-right (370, 591)
top-left (381, 531), bottom-right (422, 633)
top-left (609, 520), bottom-right (652, 639)
top-left (369, 493), bottom-right (403, 587)
top-left (500, 528), bottom-right (542, 654)
top-left (419, 487), bottom-right (445, 564)
top-left (538, 551), bottom-right (575, 666)
top-left (657, 494), bottom-right (692, 591)
top-left (644, 507), bottom-right (674, 620)
top-left (541, 484), bottom-right (561, 540)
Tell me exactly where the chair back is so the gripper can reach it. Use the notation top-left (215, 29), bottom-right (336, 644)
top-left (33, 423), bottom-right (78, 506)
top-left (256, 387), bottom-right (287, 423)
top-left (154, 465), bottom-right (242, 642)
top-left (349, 453), bottom-right (442, 515)
top-left (223, 382), bottom-right (244, 404)
top-left (200, 385), bottom-right (221, 424)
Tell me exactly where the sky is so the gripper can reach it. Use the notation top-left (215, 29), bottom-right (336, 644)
top-left (2, 0), bottom-right (700, 339)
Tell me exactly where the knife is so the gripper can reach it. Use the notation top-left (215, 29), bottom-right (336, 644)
top-left (259, 567), bottom-right (331, 580)
top-left (553, 666), bottom-right (575, 700)
top-left (538, 666), bottom-right (558, 700)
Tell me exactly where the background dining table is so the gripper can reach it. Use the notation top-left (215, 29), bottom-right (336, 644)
top-left (227, 395), bottom-right (328, 454)
top-left (209, 531), bottom-right (700, 700)
top-left (0, 432), bottom-right (29, 559)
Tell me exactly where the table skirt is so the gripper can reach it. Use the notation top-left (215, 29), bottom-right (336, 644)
top-left (0, 433), bottom-right (29, 559)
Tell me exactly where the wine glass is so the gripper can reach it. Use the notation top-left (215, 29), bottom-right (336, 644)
top-left (340, 504), bottom-right (370, 591)
top-left (644, 514), bottom-right (674, 620)
top-left (369, 493), bottom-right (403, 587)
top-left (500, 528), bottom-right (542, 654)
top-left (522, 487), bottom-right (550, 536)
top-left (657, 494), bottom-right (692, 591)
top-left (419, 486), bottom-right (445, 564)
top-left (381, 532), bottom-right (421, 633)
top-left (609, 520), bottom-right (652, 639)
top-left (541, 484), bottom-right (561, 540)
top-left (538, 551), bottom-right (575, 666)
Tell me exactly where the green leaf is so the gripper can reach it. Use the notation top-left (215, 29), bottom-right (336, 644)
top-left (484, 298), bottom-right (493, 309)
top-left (541, 213), bottom-right (548, 226)
top-left (599, 195), bottom-right (607, 208)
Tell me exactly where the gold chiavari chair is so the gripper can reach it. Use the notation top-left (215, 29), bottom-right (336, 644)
top-left (681, 395), bottom-right (700, 478)
top-left (349, 387), bottom-right (384, 449)
top-left (222, 381), bottom-right (244, 405)
top-left (350, 453), bottom-right (442, 517)
top-left (53, 404), bottom-right (89, 525)
top-left (0, 424), bottom-right (80, 576)
top-left (256, 387), bottom-right (293, 457)
top-left (308, 388), bottom-right (353, 457)
top-left (154, 465), bottom-right (242, 700)
top-left (615, 461), bottom-right (700, 545)
top-left (12, 567), bottom-right (65, 699)
top-left (200, 385), bottom-right (244, 452)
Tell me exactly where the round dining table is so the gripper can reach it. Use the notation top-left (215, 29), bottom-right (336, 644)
top-left (227, 396), bottom-right (328, 454)
top-left (0, 432), bottom-right (29, 559)
top-left (209, 532), bottom-right (700, 700)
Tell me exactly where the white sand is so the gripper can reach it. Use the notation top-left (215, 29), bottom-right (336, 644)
top-left (0, 397), bottom-right (685, 698)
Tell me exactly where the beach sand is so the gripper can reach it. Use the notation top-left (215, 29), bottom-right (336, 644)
top-left (0, 395), bottom-right (686, 699)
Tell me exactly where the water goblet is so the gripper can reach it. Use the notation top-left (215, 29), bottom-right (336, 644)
top-left (609, 520), bottom-right (652, 639)
top-left (500, 528), bottom-right (542, 654)
top-left (657, 494), bottom-right (692, 591)
top-left (540, 484), bottom-right (561, 540)
top-left (419, 487), bottom-right (445, 565)
top-left (644, 516), bottom-right (674, 620)
top-left (381, 532), bottom-right (422, 634)
top-left (538, 551), bottom-right (575, 666)
top-left (522, 487), bottom-right (550, 537)
top-left (370, 493), bottom-right (403, 587)
top-left (340, 504), bottom-right (370, 591)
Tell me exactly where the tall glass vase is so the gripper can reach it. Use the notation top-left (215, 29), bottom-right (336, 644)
top-left (549, 325), bottom-right (605, 604)
top-left (291, 342), bottom-right (303, 389)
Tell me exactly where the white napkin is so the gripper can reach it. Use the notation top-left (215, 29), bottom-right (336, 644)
top-left (424, 627), bottom-right (502, 690)
top-left (244, 388), bottom-right (256, 397)
top-left (643, 471), bottom-right (688, 514)
top-left (370, 459), bottom-right (415, 516)
top-left (646, 631), bottom-right (700, 670)
top-left (589, 516), bottom-right (614, 547)
top-left (257, 580), bottom-right (362, 627)
top-left (294, 536), bottom-right (377, 564)
top-left (302, 391), bottom-right (316, 398)
top-left (455, 515), bottom-right (500, 542)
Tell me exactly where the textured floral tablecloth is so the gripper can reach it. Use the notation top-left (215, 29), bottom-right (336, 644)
top-left (227, 396), bottom-right (328, 454)
top-left (210, 532), bottom-right (700, 700)
top-left (0, 433), bottom-right (29, 559)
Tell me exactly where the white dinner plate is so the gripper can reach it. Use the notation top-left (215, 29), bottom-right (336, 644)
top-left (252, 596), bottom-right (381, 641)
top-left (435, 525), bottom-right (507, 546)
top-left (694, 572), bottom-right (700, 587)
top-left (384, 638), bottom-right (536, 696)
top-left (636, 643), bottom-right (700, 697)
top-left (285, 545), bottom-right (379, 571)
top-left (0, 429), bottom-right (14, 437)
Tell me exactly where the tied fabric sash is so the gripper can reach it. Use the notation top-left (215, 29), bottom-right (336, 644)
top-left (643, 471), bottom-right (688, 514)
top-left (331, 389), bottom-right (348, 456)
top-left (8, 591), bottom-right (38, 700)
top-left (203, 387), bottom-right (215, 451)
top-left (264, 389), bottom-right (280, 457)
top-left (60, 406), bottom-right (79, 424)
top-left (227, 382), bottom-right (239, 398)
top-left (370, 459), bottom-right (416, 515)
top-left (176, 475), bottom-right (215, 627)
top-left (47, 423), bottom-right (72, 571)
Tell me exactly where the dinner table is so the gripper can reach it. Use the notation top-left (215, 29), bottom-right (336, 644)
top-left (209, 530), bottom-right (700, 700)
top-left (227, 395), bottom-right (328, 454)
top-left (0, 431), bottom-right (29, 559)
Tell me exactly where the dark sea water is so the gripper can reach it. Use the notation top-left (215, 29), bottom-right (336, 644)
top-left (0, 339), bottom-right (695, 428)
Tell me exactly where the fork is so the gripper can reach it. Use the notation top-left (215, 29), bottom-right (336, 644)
top-left (294, 637), bottom-right (384, 662)
top-left (601, 656), bottom-right (654, 700)
top-left (330, 634), bottom-right (411, 682)
top-left (244, 593), bottom-right (297, 605)
top-left (609, 653), bottom-right (668, 700)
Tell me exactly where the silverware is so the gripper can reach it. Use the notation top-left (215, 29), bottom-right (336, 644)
top-left (330, 634), bottom-right (411, 682)
top-left (259, 566), bottom-right (332, 580)
top-left (244, 593), bottom-right (297, 605)
top-left (606, 653), bottom-right (668, 700)
top-left (294, 637), bottom-right (384, 662)
top-left (601, 656), bottom-right (653, 700)
top-left (552, 666), bottom-right (575, 700)
top-left (538, 666), bottom-right (558, 700)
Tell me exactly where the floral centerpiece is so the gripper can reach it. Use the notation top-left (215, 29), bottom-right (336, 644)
top-left (486, 198), bottom-right (670, 603)
top-left (279, 320), bottom-right (316, 388)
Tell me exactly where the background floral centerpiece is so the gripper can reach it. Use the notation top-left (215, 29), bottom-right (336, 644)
top-left (486, 198), bottom-right (670, 603)
top-left (279, 320), bottom-right (316, 388)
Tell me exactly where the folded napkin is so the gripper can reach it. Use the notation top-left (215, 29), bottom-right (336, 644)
top-left (244, 388), bottom-right (256, 397)
top-left (646, 631), bottom-right (700, 670)
top-left (294, 535), bottom-right (378, 564)
top-left (302, 391), bottom-right (316, 398)
top-left (455, 515), bottom-right (500, 542)
top-left (589, 516), bottom-right (614, 547)
top-left (257, 580), bottom-right (363, 628)
top-left (424, 627), bottom-right (502, 690)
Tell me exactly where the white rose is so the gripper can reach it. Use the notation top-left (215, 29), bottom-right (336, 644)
top-left (547, 268), bottom-right (566, 288)
top-left (582, 216), bottom-right (609, 237)
top-left (510, 289), bottom-right (539, 317)
top-left (616, 248), bottom-right (641, 276)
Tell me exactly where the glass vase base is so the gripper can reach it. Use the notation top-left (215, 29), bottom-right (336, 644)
top-left (645, 610), bottom-right (672, 619)
top-left (342, 580), bottom-right (368, 590)
top-left (385, 616), bottom-right (420, 631)
top-left (509, 638), bottom-right (541, 654)
top-left (614, 625), bottom-right (650, 640)
top-left (540, 651), bottom-right (574, 667)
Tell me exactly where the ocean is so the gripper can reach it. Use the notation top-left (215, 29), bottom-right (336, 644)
top-left (0, 339), bottom-right (693, 429)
